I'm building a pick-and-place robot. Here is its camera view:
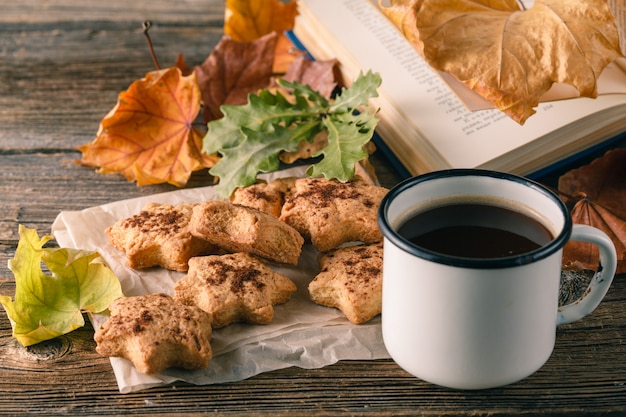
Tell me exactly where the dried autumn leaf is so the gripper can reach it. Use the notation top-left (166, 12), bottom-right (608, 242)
top-left (377, 0), bottom-right (424, 51)
top-left (273, 33), bottom-right (305, 73)
top-left (558, 149), bottom-right (626, 273)
top-left (225, 0), bottom-right (299, 72)
top-left (380, 0), bottom-right (623, 124)
top-left (225, 0), bottom-right (298, 42)
top-left (174, 53), bottom-right (192, 76)
top-left (78, 67), bottom-right (217, 187)
top-left (195, 32), bottom-right (278, 123)
top-left (282, 55), bottom-right (341, 98)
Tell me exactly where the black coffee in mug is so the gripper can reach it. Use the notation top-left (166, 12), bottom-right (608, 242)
top-left (397, 201), bottom-right (554, 259)
top-left (379, 169), bottom-right (617, 390)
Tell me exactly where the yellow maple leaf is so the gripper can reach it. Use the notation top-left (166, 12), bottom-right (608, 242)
top-left (225, 0), bottom-right (298, 41)
top-left (77, 67), bottom-right (218, 187)
top-left (380, 0), bottom-right (623, 124)
top-left (224, 0), bottom-right (299, 73)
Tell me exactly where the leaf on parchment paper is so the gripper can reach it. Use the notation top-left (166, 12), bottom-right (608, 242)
top-left (196, 32), bottom-right (279, 123)
top-left (204, 87), bottom-right (324, 200)
top-left (204, 71), bottom-right (381, 199)
top-left (558, 149), bottom-right (626, 273)
top-left (305, 72), bottom-right (381, 181)
top-left (78, 67), bottom-right (218, 187)
top-left (225, 0), bottom-right (299, 73)
top-left (380, 0), bottom-right (623, 124)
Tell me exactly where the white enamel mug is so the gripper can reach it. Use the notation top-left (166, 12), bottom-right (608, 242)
top-left (377, 169), bottom-right (617, 390)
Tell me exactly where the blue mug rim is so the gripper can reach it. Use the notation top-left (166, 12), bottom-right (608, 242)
top-left (377, 169), bottom-right (572, 269)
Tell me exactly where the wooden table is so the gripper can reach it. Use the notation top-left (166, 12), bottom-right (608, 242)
top-left (1, 1), bottom-right (625, 415)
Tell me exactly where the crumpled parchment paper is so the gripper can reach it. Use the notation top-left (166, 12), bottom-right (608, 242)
top-left (51, 167), bottom-right (390, 393)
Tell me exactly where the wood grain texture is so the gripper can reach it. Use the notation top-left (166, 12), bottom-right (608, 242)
top-left (0, 1), bottom-right (625, 415)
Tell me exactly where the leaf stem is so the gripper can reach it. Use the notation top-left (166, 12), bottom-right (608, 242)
top-left (142, 21), bottom-right (161, 70)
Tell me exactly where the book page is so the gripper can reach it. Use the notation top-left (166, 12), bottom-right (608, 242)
top-left (297, 0), bottom-right (626, 173)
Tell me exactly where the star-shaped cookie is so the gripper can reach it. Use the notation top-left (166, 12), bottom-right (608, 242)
top-left (174, 252), bottom-right (297, 328)
top-left (230, 177), bottom-right (296, 218)
top-left (308, 243), bottom-right (383, 324)
top-left (94, 293), bottom-right (213, 375)
top-left (106, 203), bottom-right (218, 272)
top-left (279, 177), bottom-right (388, 252)
top-left (189, 200), bottom-right (304, 265)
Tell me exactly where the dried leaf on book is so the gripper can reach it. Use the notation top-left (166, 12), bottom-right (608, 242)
top-left (380, 0), bottom-right (623, 124)
top-left (558, 149), bottom-right (626, 273)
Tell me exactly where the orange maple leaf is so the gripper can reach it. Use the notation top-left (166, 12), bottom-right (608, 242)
top-left (78, 67), bottom-right (218, 187)
top-left (558, 149), bottom-right (626, 273)
top-left (224, 0), bottom-right (299, 73)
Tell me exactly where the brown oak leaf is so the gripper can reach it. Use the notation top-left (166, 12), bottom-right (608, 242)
top-left (195, 32), bottom-right (278, 123)
top-left (380, 0), bottom-right (623, 124)
top-left (78, 67), bottom-right (218, 187)
top-left (558, 149), bottom-right (626, 273)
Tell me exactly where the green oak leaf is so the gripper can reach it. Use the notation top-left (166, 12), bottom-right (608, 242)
top-left (203, 88), bottom-right (322, 155)
top-left (203, 71), bottom-right (382, 198)
top-left (330, 69), bottom-right (382, 114)
top-left (0, 225), bottom-right (124, 347)
top-left (307, 108), bottom-right (378, 180)
top-left (209, 122), bottom-right (321, 199)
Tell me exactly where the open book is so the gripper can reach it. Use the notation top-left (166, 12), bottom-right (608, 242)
top-left (293, 0), bottom-right (626, 178)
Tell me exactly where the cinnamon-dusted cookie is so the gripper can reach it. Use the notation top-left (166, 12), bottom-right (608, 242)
top-left (279, 177), bottom-right (388, 252)
top-left (230, 177), bottom-right (296, 218)
top-left (174, 253), bottom-right (297, 328)
top-left (308, 243), bottom-right (383, 324)
top-left (106, 203), bottom-right (218, 272)
top-left (189, 200), bottom-right (304, 265)
top-left (94, 293), bottom-right (213, 375)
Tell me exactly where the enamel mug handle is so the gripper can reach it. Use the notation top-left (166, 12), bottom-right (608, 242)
top-left (557, 224), bottom-right (617, 325)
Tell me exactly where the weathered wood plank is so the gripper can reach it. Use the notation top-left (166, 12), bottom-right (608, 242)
top-left (0, 0), bottom-right (223, 24)
top-left (0, 0), bottom-right (625, 415)
top-left (0, 25), bottom-right (223, 150)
